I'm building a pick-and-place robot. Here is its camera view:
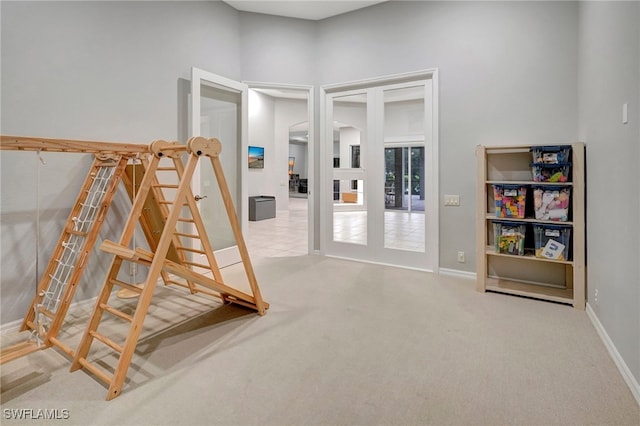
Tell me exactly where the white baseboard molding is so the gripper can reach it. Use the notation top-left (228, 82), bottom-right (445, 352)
top-left (0, 295), bottom-right (99, 336)
top-left (323, 254), bottom-right (434, 273)
top-left (586, 302), bottom-right (640, 406)
top-left (0, 318), bottom-right (23, 335)
top-left (439, 268), bottom-right (476, 280)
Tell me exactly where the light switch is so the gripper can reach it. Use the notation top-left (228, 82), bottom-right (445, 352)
top-left (623, 103), bottom-right (628, 124)
top-left (444, 195), bottom-right (460, 206)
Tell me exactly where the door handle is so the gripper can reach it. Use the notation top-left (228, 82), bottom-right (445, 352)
top-left (194, 195), bottom-right (207, 201)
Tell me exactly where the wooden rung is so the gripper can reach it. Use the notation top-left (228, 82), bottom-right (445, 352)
top-left (156, 167), bottom-right (177, 171)
top-left (99, 303), bottom-right (133, 322)
top-left (173, 232), bottom-right (199, 239)
top-left (152, 184), bottom-right (179, 189)
top-left (68, 229), bottom-right (88, 237)
top-left (110, 279), bottom-right (143, 295)
top-left (49, 336), bottom-right (75, 358)
top-left (76, 357), bottom-right (113, 386)
top-left (36, 306), bottom-right (56, 320)
top-left (176, 246), bottom-right (206, 255)
top-left (89, 330), bottom-right (124, 353)
top-left (100, 240), bottom-right (141, 262)
top-left (182, 260), bottom-right (211, 269)
top-left (177, 218), bottom-right (195, 223)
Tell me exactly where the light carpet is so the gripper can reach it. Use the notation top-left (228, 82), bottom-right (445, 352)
top-left (1, 254), bottom-right (639, 425)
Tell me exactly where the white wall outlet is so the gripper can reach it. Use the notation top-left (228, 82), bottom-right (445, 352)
top-left (457, 251), bottom-right (465, 263)
top-left (444, 195), bottom-right (460, 206)
top-left (594, 288), bottom-right (599, 305)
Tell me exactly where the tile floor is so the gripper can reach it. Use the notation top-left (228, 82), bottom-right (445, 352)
top-left (245, 197), bottom-right (309, 258)
top-left (245, 197), bottom-right (426, 258)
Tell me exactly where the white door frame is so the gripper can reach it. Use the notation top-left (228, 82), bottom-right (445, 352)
top-left (244, 81), bottom-right (315, 255)
top-left (320, 69), bottom-right (439, 272)
top-left (190, 67), bottom-right (248, 267)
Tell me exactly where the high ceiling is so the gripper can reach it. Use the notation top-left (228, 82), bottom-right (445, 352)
top-left (222, 1), bottom-right (388, 21)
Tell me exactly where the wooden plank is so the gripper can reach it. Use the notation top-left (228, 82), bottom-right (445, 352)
top-left (1, 135), bottom-right (148, 154)
top-left (208, 153), bottom-right (267, 316)
top-left (476, 145), bottom-right (488, 292)
top-left (570, 142), bottom-right (586, 309)
top-left (0, 341), bottom-right (43, 365)
top-left (122, 162), bottom-right (182, 265)
top-left (485, 277), bottom-right (573, 305)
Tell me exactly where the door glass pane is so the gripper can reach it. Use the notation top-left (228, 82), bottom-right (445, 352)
top-left (199, 83), bottom-right (240, 251)
top-left (331, 93), bottom-right (367, 245)
top-left (409, 146), bottom-right (425, 213)
top-left (383, 86), bottom-right (425, 252)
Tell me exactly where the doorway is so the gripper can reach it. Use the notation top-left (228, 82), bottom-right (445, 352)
top-left (321, 70), bottom-right (439, 271)
top-left (190, 68), bottom-right (247, 268)
top-left (246, 83), bottom-right (314, 257)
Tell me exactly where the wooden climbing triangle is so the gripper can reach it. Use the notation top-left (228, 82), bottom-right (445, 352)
top-left (70, 137), bottom-right (268, 400)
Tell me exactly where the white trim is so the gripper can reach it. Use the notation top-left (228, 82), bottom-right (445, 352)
top-left (190, 67), bottom-right (248, 267)
top-left (1, 295), bottom-right (100, 335)
top-left (323, 69), bottom-right (438, 93)
top-left (0, 318), bottom-right (25, 335)
top-left (324, 254), bottom-right (435, 273)
top-left (439, 268), bottom-right (476, 280)
top-left (430, 70), bottom-right (440, 274)
top-left (384, 135), bottom-right (425, 145)
top-left (586, 303), bottom-right (640, 406)
top-left (320, 70), bottom-right (439, 272)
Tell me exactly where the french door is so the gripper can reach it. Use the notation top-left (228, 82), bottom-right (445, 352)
top-left (190, 67), bottom-right (248, 268)
top-left (321, 72), bottom-right (438, 271)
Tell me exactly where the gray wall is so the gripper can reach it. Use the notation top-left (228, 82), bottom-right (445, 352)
top-left (314, 0), bottom-right (579, 271)
top-left (577, 0), bottom-right (640, 390)
top-left (1, 0), bottom-right (638, 394)
top-left (239, 12), bottom-right (317, 85)
top-left (0, 0), bottom-right (242, 323)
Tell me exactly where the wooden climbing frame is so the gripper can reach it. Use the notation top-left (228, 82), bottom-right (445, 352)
top-left (66, 136), bottom-right (267, 400)
top-left (1, 135), bottom-right (267, 398)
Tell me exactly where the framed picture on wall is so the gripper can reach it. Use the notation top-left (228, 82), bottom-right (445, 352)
top-left (248, 146), bottom-right (264, 169)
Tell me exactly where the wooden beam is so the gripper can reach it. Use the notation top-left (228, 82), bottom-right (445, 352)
top-left (0, 135), bottom-right (149, 155)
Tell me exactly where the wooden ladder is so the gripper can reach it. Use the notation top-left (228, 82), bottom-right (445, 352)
top-left (70, 137), bottom-right (267, 400)
top-left (0, 154), bottom-right (130, 364)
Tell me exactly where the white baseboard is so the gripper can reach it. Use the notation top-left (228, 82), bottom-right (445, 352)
top-left (0, 318), bottom-right (23, 335)
top-left (439, 268), bottom-right (476, 280)
top-left (586, 302), bottom-right (640, 406)
top-left (0, 295), bottom-right (99, 336)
